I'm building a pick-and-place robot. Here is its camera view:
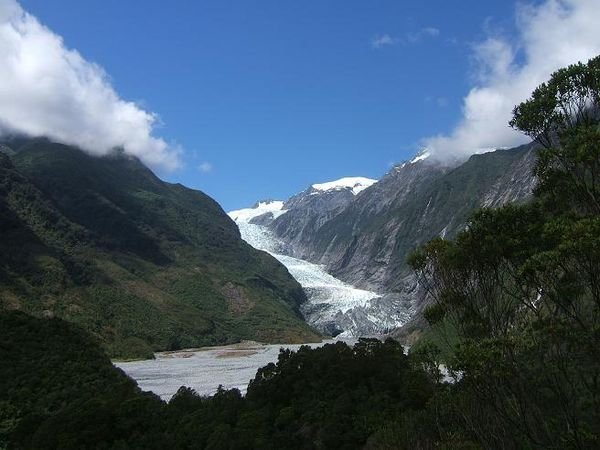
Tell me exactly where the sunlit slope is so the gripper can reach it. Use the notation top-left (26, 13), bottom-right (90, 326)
top-left (0, 138), bottom-right (319, 359)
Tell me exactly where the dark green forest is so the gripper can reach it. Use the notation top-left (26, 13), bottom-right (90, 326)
top-left (0, 311), bottom-right (443, 449)
top-left (0, 138), bottom-right (319, 360)
top-left (1, 58), bottom-right (600, 449)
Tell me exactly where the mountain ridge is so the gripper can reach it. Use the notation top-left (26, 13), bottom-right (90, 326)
top-left (235, 144), bottom-right (538, 335)
top-left (0, 137), bottom-right (320, 358)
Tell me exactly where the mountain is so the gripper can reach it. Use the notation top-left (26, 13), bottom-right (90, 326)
top-left (229, 201), bottom-right (403, 337)
top-left (267, 177), bottom-right (377, 257)
top-left (291, 145), bottom-right (537, 291)
top-left (239, 144), bottom-right (538, 336)
top-left (0, 137), bottom-right (319, 358)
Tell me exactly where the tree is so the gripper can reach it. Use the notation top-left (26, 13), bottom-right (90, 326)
top-left (510, 55), bottom-right (600, 215)
top-left (410, 55), bottom-right (600, 449)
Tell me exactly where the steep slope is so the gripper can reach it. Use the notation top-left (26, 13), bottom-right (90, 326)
top-left (312, 145), bottom-right (536, 291)
top-left (229, 203), bottom-right (408, 336)
top-left (0, 138), bottom-right (319, 358)
top-left (270, 177), bottom-right (377, 258)
top-left (257, 145), bottom-right (537, 332)
top-left (265, 154), bottom-right (447, 294)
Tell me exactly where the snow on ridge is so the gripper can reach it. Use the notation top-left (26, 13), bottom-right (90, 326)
top-left (228, 200), bottom-right (287, 222)
top-left (310, 177), bottom-right (377, 195)
top-left (406, 146), bottom-right (504, 167)
top-left (410, 150), bottom-right (431, 164)
top-left (474, 146), bottom-right (506, 155)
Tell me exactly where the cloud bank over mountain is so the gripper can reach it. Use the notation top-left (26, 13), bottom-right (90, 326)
top-left (0, 0), bottom-right (180, 170)
top-left (424, 0), bottom-right (600, 163)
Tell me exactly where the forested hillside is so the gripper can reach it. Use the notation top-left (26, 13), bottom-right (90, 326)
top-left (0, 311), bottom-right (448, 449)
top-left (0, 138), bottom-right (319, 359)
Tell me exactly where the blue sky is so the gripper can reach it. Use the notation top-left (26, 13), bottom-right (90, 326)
top-left (9, 1), bottom-right (600, 210)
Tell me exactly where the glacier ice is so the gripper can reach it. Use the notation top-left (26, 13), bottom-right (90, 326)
top-left (228, 203), bottom-right (409, 337)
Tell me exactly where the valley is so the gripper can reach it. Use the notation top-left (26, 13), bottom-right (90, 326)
top-left (2, 52), bottom-right (600, 447)
top-left (229, 201), bottom-right (411, 336)
top-left (0, 138), bottom-right (320, 359)
top-left (115, 339), bottom-right (353, 400)
top-left (227, 147), bottom-right (537, 339)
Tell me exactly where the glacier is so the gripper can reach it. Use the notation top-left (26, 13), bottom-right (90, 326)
top-left (229, 202), bottom-right (410, 337)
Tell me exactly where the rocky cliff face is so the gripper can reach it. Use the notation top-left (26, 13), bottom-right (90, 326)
top-left (270, 186), bottom-right (361, 257)
top-left (267, 144), bottom-right (538, 317)
top-left (230, 145), bottom-right (537, 336)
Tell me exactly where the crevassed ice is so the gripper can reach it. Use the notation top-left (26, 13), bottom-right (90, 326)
top-left (229, 200), bottom-right (287, 222)
top-left (229, 205), bottom-right (389, 335)
top-left (236, 221), bottom-right (379, 315)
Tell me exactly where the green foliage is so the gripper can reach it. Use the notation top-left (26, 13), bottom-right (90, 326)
top-left (410, 313), bottom-right (459, 363)
top-left (510, 55), bottom-right (600, 149)
top-left (0, 139), bottom-right (319, 358)
top-left (163, 338), bottom-right (460, 449)
top-left (511, 55), bottom-right (600, 216)
top-left (2, 312), bottom-right (464, 449)
top-left (0, 311), bottom-right (168, 449)
top-left (410, 55), bottom-right (600, 448)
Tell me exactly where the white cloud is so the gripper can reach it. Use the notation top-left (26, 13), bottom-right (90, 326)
top-left (371, 34), bottom-right (397, 49)
top-left (423, 0), bottom-right (600, 163)
top-left (372, 27), bottom-right (440, 49)
top-left (198, 162), bottom-right (213, 173)
top-left (0, 0), bottom-right (180, 170)
top-left (405, 27), bottom-right (440, 44)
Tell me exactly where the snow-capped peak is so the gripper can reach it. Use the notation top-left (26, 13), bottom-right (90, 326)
top-left (310, 177), bottom-right (377, 195)
top-left (228, 200), bottom-right (287, 223)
